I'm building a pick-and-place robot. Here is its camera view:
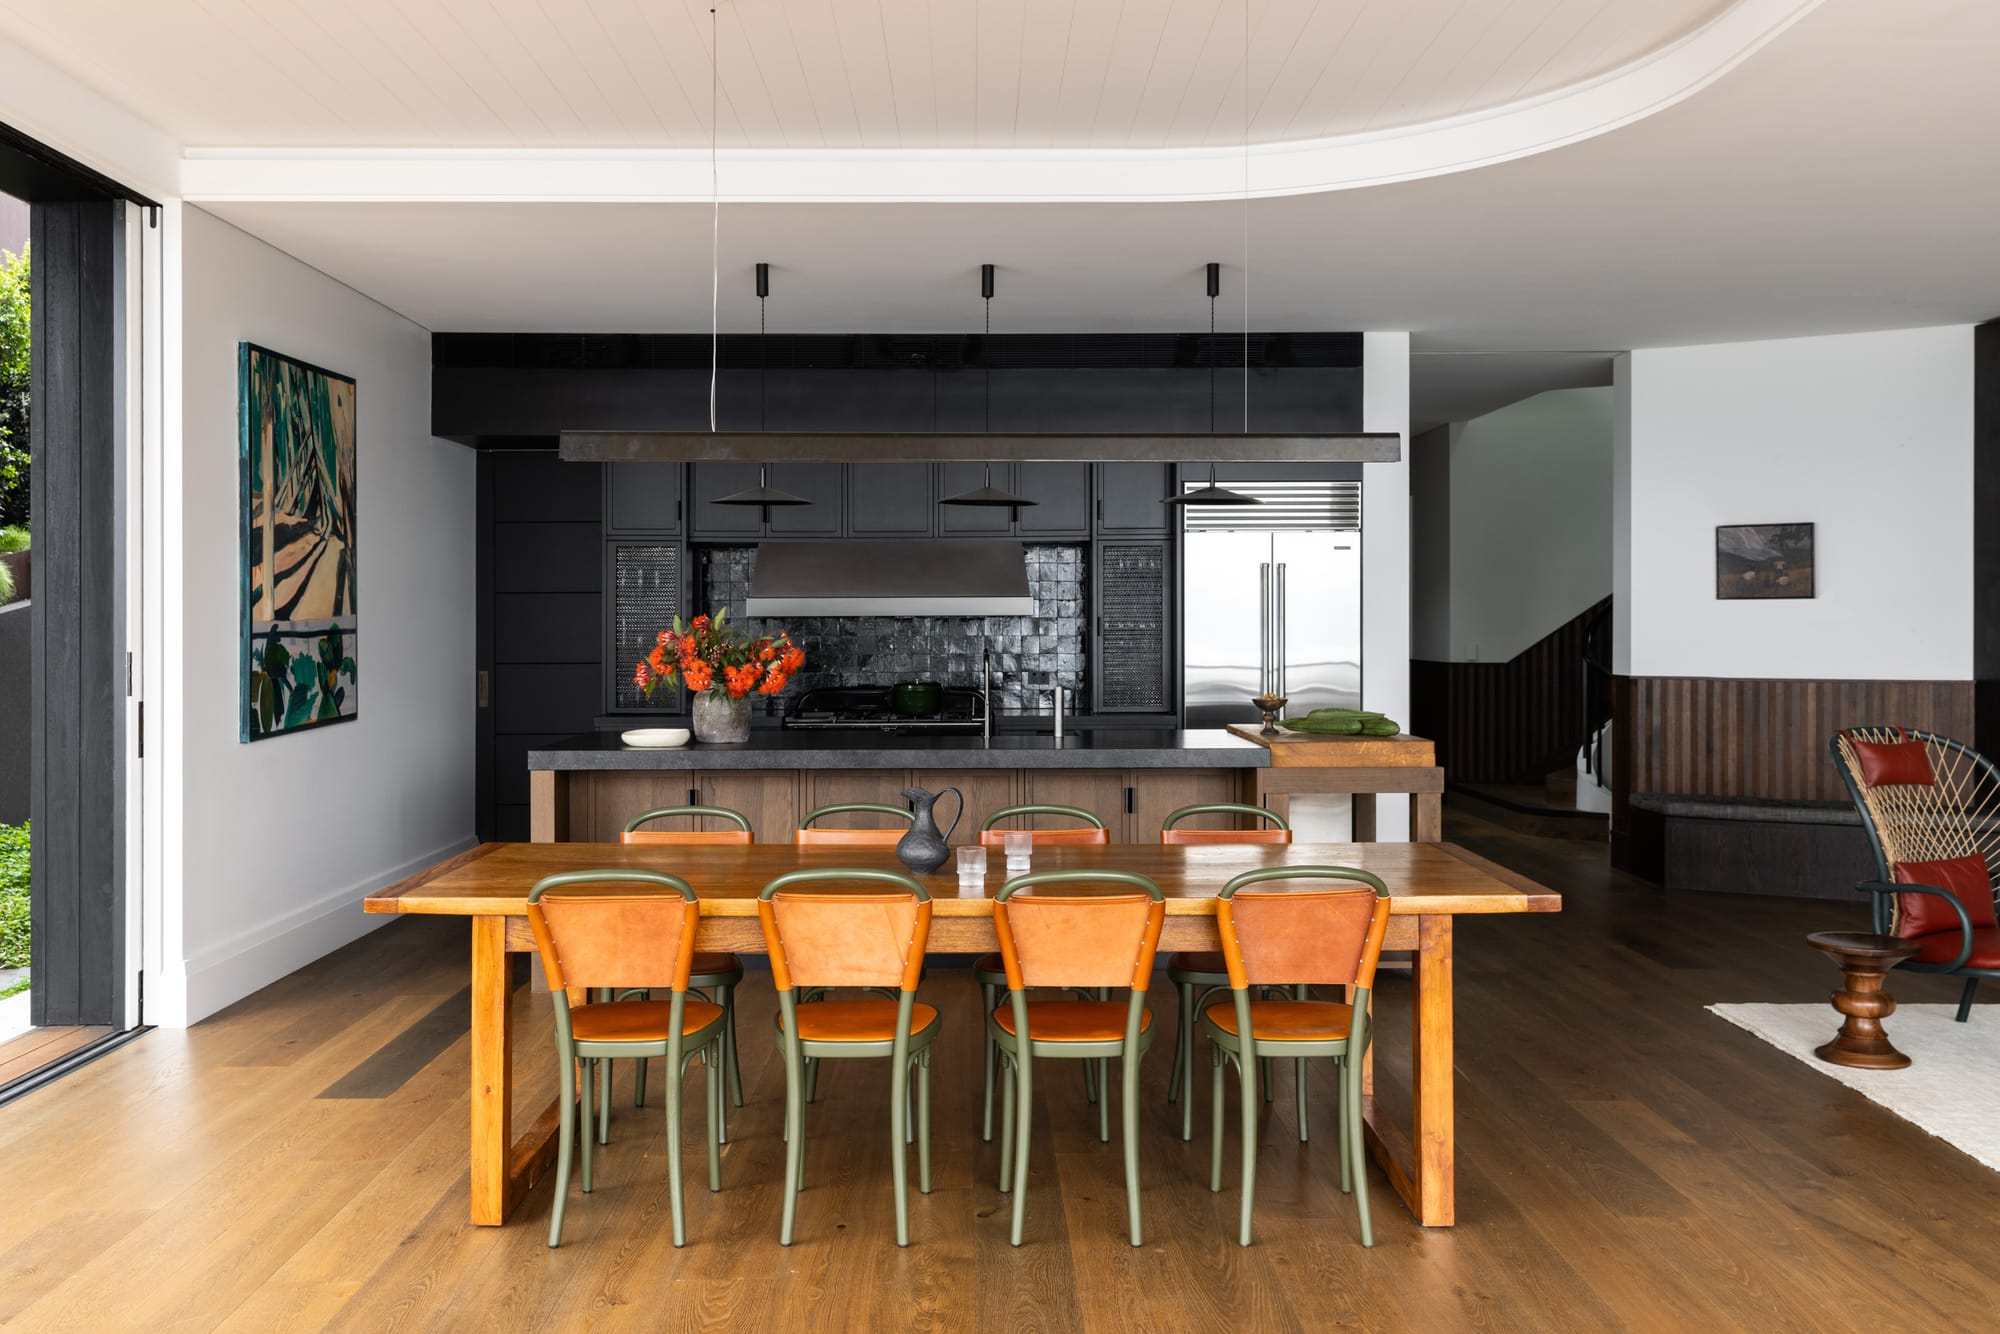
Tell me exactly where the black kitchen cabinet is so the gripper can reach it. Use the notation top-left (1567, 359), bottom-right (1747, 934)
top-left (605, 461), bottom-right (683, 535)
top-left (765, 464), bottom-right (843, 535)
top-left (1014, 462), bottom-right (1091, 537)
top-left (1092, 540), bottom-right (1174, 713)
top-left (1094, 462), bottom-right (1174, 535)
top-left (846, 463), bottom-right (934, 536)
top-left (937, 462), bottom-right (1089, 538)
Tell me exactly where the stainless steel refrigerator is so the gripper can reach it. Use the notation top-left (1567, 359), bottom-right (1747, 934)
top-left (1182, 480), bottom-right (1362, 729)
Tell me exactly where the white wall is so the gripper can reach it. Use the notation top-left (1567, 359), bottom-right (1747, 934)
top-left (1362, 331), bottom-right (1412, 841)
top-left (1445, 387), bottom-right (1612, 662)
top-left (162, 206), bottom-right (475, 1025)
top-left (1618, 325), bottom-right (1975, 681)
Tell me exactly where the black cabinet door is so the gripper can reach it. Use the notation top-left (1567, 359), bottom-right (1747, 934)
top-left (605, 462), bottom-right (684, 535)
top-left (689, 463), bottom-right (766, 537)
top-left (1014, 462), bottom-right (1091, 537)
top-left (765, 463), bottom-right (843, 535)
top-left (1092, 540), bottom-right (1174, 714)
top-left (936, 462), bottom-right (1014, 535)
top-left (1094, 463), bottom-right (1173, 535)
top-left (847, 463), bottom-right (934, 536)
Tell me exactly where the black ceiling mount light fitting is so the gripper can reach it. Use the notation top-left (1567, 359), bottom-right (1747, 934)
top-left (940, 263), bottom-right (1036, 511)
top-left (1166, 262), bottom-right (1260, 507)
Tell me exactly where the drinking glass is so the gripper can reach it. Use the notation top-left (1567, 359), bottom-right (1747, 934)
top-left (956, 845), bottom-right (988, 888)
top-left (1004, 830), bottom-right (1033, 873)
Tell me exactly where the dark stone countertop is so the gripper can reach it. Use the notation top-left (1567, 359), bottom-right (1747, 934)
top-left (528, 728), bottom-right (1270, 771)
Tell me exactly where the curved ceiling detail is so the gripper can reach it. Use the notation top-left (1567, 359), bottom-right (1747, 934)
top-left (179, 0), bottom-right (1820, 205)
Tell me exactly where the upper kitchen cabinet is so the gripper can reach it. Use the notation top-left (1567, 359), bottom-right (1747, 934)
top-left (689, 462), bottom-right (841, 538)
top-left (937, 462), bottom-right (1089, 538)
top-left (1014, 463), bottom-right (1091, 537)
top-left (604, 462), bottom-right (684, 535)
top-left (846, 463), bottom-right (935, 537)
top-left (1093, 463), bottom-right (1174, 535)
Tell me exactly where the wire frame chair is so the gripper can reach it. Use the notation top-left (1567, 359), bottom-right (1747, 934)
top-left (1829, 727), bottom-right (2000, 1020)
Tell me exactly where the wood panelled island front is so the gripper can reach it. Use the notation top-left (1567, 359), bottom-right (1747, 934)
top-left (525, 728), bottom-right (1443, 844)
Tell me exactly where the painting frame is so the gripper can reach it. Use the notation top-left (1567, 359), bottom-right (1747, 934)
top-left (239, 342), bottom-right (359, 741)
top-left (1715, 522), bottom-right (1813, 601)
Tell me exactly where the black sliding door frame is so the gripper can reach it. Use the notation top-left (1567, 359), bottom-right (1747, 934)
top-left (5, 122), bottom-right (156, 1034)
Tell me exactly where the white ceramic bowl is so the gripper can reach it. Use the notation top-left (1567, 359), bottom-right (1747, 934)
top-left (620, 727), bottom-right (691, 748)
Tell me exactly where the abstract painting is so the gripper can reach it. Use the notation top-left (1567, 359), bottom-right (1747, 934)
top-left (240, 343), bottom-right (357, 740)
top-left (1716, 522), bottom-right (1813, 600)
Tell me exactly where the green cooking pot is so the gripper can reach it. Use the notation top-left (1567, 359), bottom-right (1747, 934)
top-left (890, 681), bottom-right (943, 716)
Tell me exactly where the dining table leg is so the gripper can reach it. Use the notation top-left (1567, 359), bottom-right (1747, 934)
top-left (469, 916), bottom-right (565, 1226)
top-left (1361, 912), bottom-right (1455, 1227)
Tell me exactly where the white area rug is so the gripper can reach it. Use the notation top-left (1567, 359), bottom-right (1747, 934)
top-left (1710, 1003), bottom-right (2000, 1173)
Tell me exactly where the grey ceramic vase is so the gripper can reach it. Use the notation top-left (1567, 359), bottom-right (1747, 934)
top-left (895, 785), bottom-right (962, 875)
top-left (692, 691), bottom-right (750, 744)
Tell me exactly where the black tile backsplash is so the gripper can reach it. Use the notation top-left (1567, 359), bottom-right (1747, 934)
top-left (701, 545), bottom-right (1089, 712)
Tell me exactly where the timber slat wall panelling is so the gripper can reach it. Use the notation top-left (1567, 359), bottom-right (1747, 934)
top-left (1622, 677), bottom-right (1976, 804)
top-left (1410, 597), bottom-right (1609, 785)
top-left (28, 201), bottom-right (125, 1026)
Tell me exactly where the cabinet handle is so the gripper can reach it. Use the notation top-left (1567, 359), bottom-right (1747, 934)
top-left (689, 787), bottom-right (700, 806)
top-left (1125, 786), bottom-right (1135, 815)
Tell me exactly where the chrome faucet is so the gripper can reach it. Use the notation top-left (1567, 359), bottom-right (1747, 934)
top-left (1049, 684), bottom-right (1066, 741)
top-left (982, 645), bottom-right (994, 742)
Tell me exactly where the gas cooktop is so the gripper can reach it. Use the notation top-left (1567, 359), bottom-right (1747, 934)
top-left (783, 686), bottom-right (986, 732)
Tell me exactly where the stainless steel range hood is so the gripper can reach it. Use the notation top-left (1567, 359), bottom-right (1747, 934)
top-left (746, 541), bottom-right (1034, 617)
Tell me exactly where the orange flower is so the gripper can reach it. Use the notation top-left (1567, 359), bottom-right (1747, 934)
top-left (782, 647), bottom-right (806, 672)
top-left (683, 664), bottom-right (713, 693)
top-left (647, 645), bottom-right (667, 674)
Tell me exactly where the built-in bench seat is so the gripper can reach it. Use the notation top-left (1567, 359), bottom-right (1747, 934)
top-left (1625, 792), bottom-right (1872, 900)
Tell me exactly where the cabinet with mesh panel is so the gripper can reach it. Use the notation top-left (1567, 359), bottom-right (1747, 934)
top-left (1092, 540), bottom-right (1172, 713)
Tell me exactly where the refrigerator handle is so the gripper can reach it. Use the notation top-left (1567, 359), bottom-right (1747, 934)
top-left (1276, 562), bottom-right (1287, 699)
top-left (1259, 562), bottom-right (1272, 695)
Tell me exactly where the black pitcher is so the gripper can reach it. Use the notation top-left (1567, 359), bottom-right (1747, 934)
top-left (896, 785), bottom-right (962, 875)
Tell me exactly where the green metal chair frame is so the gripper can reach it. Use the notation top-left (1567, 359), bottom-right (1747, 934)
top-left (1160, 803), bottom-right (1297, 1142)
top-left (1202, 865), bottom-right (1389, 1248)
top-left (1830, 727), bottom-right (2000, 1021)
top-left (980, 803), bottom-right (1108, 834)
top-left (759, 867), bottom-right (939, 1247)
top-left (798, 802), bottom-right (917, 831)
top-left (973, 804), bottom-right (1115, 1142)
top-left (619, 806), bottom-right (755, 1134)
top-left (989, 869), bottom-right (1165, 1248)
top-left (528, 869), bottom-right (728, 1250)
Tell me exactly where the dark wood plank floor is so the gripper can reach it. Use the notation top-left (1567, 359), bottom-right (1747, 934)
top-left (2, 813), bottom-right (1996, 1331)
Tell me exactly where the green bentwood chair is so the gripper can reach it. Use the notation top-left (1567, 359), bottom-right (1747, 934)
top-left (619, 806), bottom-right (755, 1137)
top-left (973, 805), bottom-right (1113, 1141)
top-left (1159, 803), bottom-right (1293, 1141)
top-left (758, 867), bottom-right (939, 1247)
top-left (990, 869), bottom-right (1166, 1247)
top-left (525, 870), bottom-right (728, 1249)
top-left (1203, 866), bottom-right (1392, 1248)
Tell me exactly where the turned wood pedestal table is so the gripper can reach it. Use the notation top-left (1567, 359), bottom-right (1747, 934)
top-left (1807, 931), bottom-right (1923, 1070)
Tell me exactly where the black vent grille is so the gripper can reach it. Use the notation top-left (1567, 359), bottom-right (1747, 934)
top-left (1097, 544), bottom-right (1168, 712)
top-left (612, 544), bottom-right (681, 711)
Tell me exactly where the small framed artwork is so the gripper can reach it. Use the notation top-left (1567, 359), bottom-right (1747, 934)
top-left (240, 342), bottom-right (358, 740)
top-left (1716, 522), bottom-right (1813, 600)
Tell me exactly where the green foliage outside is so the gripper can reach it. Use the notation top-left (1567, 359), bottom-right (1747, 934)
top-left (0, 247), bottom-right (26, 527)
top-left (0, 822), bottom-right (28, 971)
top-left (0, 245), bottom-right (28, 528)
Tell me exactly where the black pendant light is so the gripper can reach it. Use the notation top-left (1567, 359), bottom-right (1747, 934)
top-left (715, 260), bottom-right (812, 518)
top-left (940, 263), bottom-right (1035, 511)
top-left (1166, 262), bottom-right (1258, 507)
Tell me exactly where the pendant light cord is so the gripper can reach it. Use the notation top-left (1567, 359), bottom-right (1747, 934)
top-left (709, 5), bottom-right (720, 434)
top-left (1241, 0), bottom-right (1250, 435)
top-left (983, 291), bottom-right (992, 433)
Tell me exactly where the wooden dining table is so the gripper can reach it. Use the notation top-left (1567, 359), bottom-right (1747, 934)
top-left (364, 840), bottom-right (1560, 1230)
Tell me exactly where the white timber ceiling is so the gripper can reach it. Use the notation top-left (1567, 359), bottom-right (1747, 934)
top-left (0, 0), bottom-right (1738, 150)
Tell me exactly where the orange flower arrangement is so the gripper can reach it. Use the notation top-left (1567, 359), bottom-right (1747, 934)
top-left (634, 608), bottom-right (803, 702)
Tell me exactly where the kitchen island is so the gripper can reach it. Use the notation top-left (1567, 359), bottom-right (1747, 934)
top-left (527, 727), bottom-right (1442, 843)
